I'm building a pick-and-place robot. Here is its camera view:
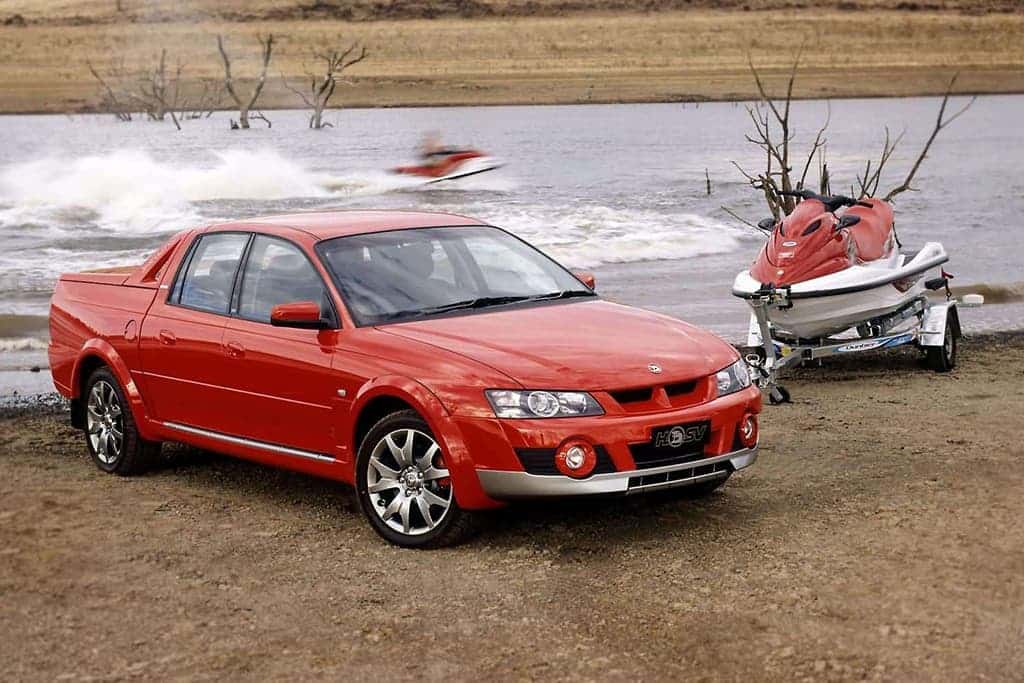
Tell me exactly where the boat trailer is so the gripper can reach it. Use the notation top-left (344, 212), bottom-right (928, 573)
top-left (742, 286), bottom-right (982, 405)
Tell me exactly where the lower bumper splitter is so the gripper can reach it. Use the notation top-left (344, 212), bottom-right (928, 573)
top-left (476, 446), bottom-right (758, 499)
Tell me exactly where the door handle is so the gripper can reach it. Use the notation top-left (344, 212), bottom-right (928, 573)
top-left (225, 341), bottom-right (245, 358)
top-left (158, 330), bottom-right (176, 345)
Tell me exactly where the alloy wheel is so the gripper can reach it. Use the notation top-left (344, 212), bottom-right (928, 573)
top-left (86, 380), bottom-right (123, 465)
top-left (365, 428), bottom-right (452, 536)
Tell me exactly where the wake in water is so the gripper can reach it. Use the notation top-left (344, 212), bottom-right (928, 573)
top-left (0, 148), bottom-right (518, 233)
top-left (0, 149), bottom-right (393, 233)
top-left (482, 204), bottom-right (752, 268)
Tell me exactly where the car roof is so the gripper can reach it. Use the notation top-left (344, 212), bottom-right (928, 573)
top-left (207, 210), bottom-right (485, 240)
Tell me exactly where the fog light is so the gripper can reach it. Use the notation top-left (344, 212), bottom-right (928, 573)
top-left (554, 440), bottom-right (597, 478)
top-left (737, 413), bottom-right (759, 448)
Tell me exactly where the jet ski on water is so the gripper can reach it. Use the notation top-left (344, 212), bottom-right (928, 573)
top-left (732, 189), bottom-right (980, 404)
top-left (392, 148), bottom-right (503, 184)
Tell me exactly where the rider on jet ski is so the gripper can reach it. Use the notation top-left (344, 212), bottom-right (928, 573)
top-left (417, 131), bottom-right (468, 167)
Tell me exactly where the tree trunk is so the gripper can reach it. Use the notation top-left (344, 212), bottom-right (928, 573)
top-left (238, 108), bottom-right (250, 129)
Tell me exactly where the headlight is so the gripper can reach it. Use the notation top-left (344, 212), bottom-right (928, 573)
top-left (715, 359), bottom-right (752, 397)
top-left (485, 390), bottom-right (604, 419)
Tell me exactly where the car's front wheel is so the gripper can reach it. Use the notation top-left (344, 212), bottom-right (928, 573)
top-left (355, 409), bottom-right (477, 548)
top-left (84, 367), bottom-right (160, 475)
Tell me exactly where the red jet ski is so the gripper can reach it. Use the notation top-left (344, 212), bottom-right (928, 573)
top-left (733, 189), bottom-right (949, 339)
top-left (732, 189), bottom-right (958, 403)
top-left (392, 149), bottom-right (503, 184)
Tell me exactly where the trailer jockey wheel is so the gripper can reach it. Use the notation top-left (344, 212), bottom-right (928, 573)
top-left (769, 385), bottom-right (791, 405)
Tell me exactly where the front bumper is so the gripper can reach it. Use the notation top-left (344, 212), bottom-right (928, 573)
top-left (476, 445), bottom-right (758, 499)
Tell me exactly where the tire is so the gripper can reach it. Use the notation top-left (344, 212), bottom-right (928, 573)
top-left (768, 385), bottom-right (791, 405)
top-left (355, 409), bottom-right (477, 548)
top-left (83, 367), bottom-right (160, 475)
top-left (926, 318), bottom-right (957, 372)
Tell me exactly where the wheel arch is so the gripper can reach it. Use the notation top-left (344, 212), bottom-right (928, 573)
top-left (349, 377), bottom-right (501, 510)
top-left (70, 340), bottom-right (158, 440)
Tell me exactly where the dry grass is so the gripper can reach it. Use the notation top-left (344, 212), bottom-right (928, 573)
top-left (0, 4), bottom-right (1022, 112)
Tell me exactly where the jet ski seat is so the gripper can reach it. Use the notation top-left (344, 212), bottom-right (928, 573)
top-left (840, 198), bottom-right (894, 263)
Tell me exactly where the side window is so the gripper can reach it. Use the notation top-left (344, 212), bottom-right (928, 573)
top-left (175, 233), bottom-right (249, 315)
top-left (237, 235), bottom-right (327, 323)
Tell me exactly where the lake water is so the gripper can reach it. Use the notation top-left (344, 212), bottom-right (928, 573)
top-left (2, 96), bottom-right (1022, 392)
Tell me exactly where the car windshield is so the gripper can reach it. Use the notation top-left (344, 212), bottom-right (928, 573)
top-left (316, 226), bottom-right (596, 325)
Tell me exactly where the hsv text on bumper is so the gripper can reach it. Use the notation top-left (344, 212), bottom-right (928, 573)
top-left (476, 446), bottom-right (758, 499)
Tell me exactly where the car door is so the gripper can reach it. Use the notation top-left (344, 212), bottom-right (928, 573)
top-left (138, 231), bottom-right (251, 431)
top-left (218, 234), bottom-right (340, 457)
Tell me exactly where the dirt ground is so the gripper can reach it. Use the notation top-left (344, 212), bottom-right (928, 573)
top-left (1, 334), bottom-right (1023, 680)
top-left (1, 2), bottom-right (1023, 113)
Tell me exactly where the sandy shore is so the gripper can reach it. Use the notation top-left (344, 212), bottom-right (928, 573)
top-left (1, 5), bottom-right (1023, 113)
top-left (2, 333), bottom-right (1023, 679)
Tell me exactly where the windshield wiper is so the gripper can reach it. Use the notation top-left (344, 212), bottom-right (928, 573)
top-left (376, 291), bottom-right (594, 323)
top-left (377, 296), bottom-right (532, 321)
top-left (524, 289), bottom-right (596, 302)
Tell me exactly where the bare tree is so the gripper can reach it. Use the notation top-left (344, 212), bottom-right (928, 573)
top-left (177, 80), bottom-right (221, 120)
top-left (283, 43), bottom-right (368, 129)
top-left (727, 57), bottom-right (974, 226)
top-left (130, 49), bottom-right (182, 129)
top-left (731, 52), bottom-right (832, 221)
top-left (216, 33), bottom-right (275, 129)
top-left (87, 50), bottom-right (222, 130)
top-left (87, 60), bottom-right (132, 122)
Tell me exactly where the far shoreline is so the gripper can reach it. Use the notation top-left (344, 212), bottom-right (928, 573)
top-left (1, 87), bottom-right (1020, 118)
top-left (1, 8), bottom-right (1021, 116)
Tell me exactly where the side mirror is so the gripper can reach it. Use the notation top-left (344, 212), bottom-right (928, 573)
top-left (270, 301), bottom-right (329, 329)
top-left (573, 270), bottom-right (596, 290)
top-left (757, 217), bottom-right (776, 232)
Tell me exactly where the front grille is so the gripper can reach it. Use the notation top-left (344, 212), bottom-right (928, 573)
top-left (664, 380), bottom-right (697, 398)
top-left (608, 387), bottom-right (654, 404)
top-left (629, 443), bottom-right (706, 469)
top-left (627, 460), bottom-right (732, 490)
top-left (515, 445), bottom-right (616, 476)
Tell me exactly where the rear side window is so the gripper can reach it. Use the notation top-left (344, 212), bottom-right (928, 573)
top-left (173, 233), bottom-right (249, 314)
top-left (237, 235), bottom-right (327, 323)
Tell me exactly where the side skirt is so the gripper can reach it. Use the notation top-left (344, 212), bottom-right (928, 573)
top-left (162, 422), bottom-right (335, 464)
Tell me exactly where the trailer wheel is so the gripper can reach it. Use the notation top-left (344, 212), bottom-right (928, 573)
top-left (926, 318), bottom-right (957, 372)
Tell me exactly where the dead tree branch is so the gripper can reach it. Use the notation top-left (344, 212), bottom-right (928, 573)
top-left (722, 61), bottom-right (973, 229)
top-left (283, 43), bottom-right (368, 129)
top-left (217, 33), bottom-right (275, 129)
top-left (882, 74), bottom-right (975, 201)
top-left (87, 60), bottom-right (132, 121)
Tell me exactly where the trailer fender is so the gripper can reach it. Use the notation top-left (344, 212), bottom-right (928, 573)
top-left (920, 301), bottom-right (960, 347)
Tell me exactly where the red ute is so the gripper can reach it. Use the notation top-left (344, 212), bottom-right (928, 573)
top-left (49, 211), bottom-right (762, 547)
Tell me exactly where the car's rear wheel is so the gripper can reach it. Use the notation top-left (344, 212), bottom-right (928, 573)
top-left (355, 409), bottom-right (476, 548)
top-left (84, 367), bottom-right (160, 475)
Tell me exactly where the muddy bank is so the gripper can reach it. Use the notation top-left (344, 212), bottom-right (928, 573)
top-left (1, 7), bottom-right (1022, 113)
top-left (2, 334), bottom-right (1023, 680)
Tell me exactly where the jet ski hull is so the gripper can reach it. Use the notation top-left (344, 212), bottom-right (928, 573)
top-left (393, 152), bottom-right (503, 184)
top-left (733, 242), bottom-right (949, 339)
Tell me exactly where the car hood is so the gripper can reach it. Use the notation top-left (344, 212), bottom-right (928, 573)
top-left (376, 299), bottom-right (737, 389)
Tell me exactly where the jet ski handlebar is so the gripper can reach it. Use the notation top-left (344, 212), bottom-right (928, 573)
top-left (777, 189), bottom-right (858, 213)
